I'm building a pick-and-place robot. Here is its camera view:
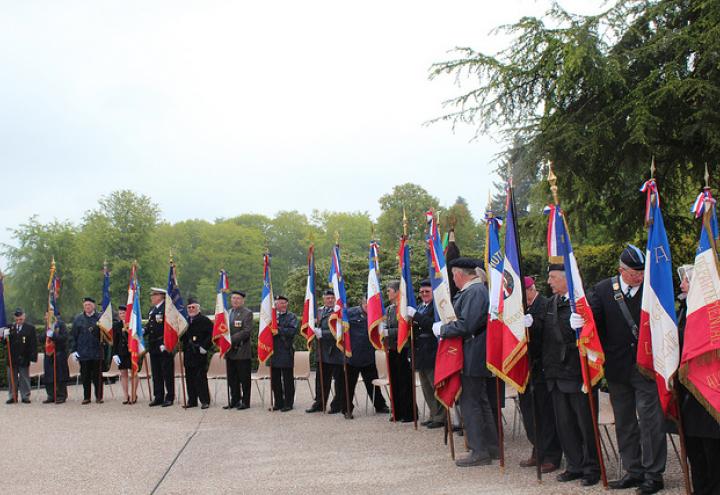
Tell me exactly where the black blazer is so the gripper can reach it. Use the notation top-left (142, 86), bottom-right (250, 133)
top-left (181, 313), bottom-right (213, 368)
top-left (5, 323), bottom-right (38, 367)
top-left (413, 302), bottom-right (438, 370)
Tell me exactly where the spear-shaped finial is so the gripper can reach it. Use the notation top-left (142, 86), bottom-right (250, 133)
top-left (548, 163), bottom-right (560, 205)
top-left (335, 230), bottom-right (340, 245)
top-left (705, 163), bottom-right (710, 188)
top-left (169, 248), bottom-right (174, 262)
top-left (402, 208), bottom-right (408, 238)
top-left (650, 156), bottom-right (656, 178)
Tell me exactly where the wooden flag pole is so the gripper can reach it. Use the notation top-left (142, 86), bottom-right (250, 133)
top-left (446, 407), bottom-right (456, 460)
top-left (403, 210), bottom-right (418, 430)
top-left (384, 339), bottom-right (396, 422)
top-left (317, 339), bottom-right (326, 413)
top-left (496, 377), bottom-right (505, 471)
top-left (143, 354), bottom-right (152, 402)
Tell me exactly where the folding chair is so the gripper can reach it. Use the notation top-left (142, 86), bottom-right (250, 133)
top-left (293, 351), bottom-right (314, 402)
top-left (29, 354), bottom-right (44, 390)
top-left (251, 363), bottom-right (271, 405)
top-left (67, 357), bottom-right (81, 399)
top-left (370, 350), bottom-right (390, 415)
top-left (598, 391), bottom-right (622, 478)
top-left (206, 353), bottom-right (226, 403)
top-left (102, 360), bottom-right (121, 399)
top-left (504, 386), bottom-right (521, 439)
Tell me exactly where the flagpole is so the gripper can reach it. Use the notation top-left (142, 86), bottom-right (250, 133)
top-left (403, 211), bottom-right (418, 430)
top-left (179, 349), bottom-right (187, 408)
top-left (549, 165), bottom-right (607, 488)
top-left (335, 233), bottom-right (354, 420)
top-left (143, 354), bottom-right (152, 402)
top-left (446, 408), bottom-right (456, 460)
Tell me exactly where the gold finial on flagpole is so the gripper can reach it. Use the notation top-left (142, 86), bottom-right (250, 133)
top-left (650, 156), bottom-right (656, 179)
top-left (402, 208), bottom-right (408, 238)
top-left (335, 231), bottom-right (340, 246)
top-left (705, 163), bottom-right (710, 188)
top-left (548, 163), bottom-right (560, 205)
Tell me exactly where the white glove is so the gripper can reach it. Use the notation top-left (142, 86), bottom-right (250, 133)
top-left (199, 346), bottom-right (207, 355)
top-left (71, 352), bottom-right (80, 362)
top-left (381, 327), bottom-right (388, 337)
top-left (46, 330), bottom-right (53, 338)
top-left (0, 328), bottom-right (7, 339)
top-left (569, 312), bottom-right (586, 329)
top-left (113, 355), bottom-right (121, 366)
top-left (523, 314), bottom-right (534, 328)
top-left (313, 328), bottom-right (322, 339)
top-left (407, 307), bottom-right (417, 318)
top-left (160, 345), bottom-right (167, 353)
top-left (432, 322), bottom-right (442, 338)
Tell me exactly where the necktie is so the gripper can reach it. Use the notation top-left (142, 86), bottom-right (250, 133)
top-left (625, 287), bottom-right (633, 298)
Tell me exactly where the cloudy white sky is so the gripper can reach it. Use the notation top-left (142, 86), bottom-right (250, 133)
top-left (0, 0), bottom-right (605, 267)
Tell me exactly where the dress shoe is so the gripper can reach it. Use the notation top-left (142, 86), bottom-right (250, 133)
top-left (236, 403), bottom-right (249, 410)
top-left (344, 412), bottom-right (354, 420)
top-left (488, 449), bottom-right (500, 461)
top-left (201, 403), bottom-right (209, 409)
top-left (55, 399), bottom-right (66, 404)
top-left (400, 417), bottom-right (414, 423)
top-left (327, 409), bottom-right (342, 415)
top-left (182, 404), bottom-right (198, 409)
top-left (305, 405), bottom-right (322, 413)
top-left (161, 400), bottom-right (173, 407)
top-left (272, 405), bottom-right (282, 411)
top-left (609, 474), bottom-right (644, 490)
top-left (420, 419), bottom-right (432, 426)
top-left (43, 398), bottom-right (54, 404)
top-left (426, 421), bottom-right (445, 429)
top-left (455, 454), bottom-right (492, 467)
top-left (5, 398), bottom-right (15, 404)
top-left (149, 400), bottom-right (162, 407)
top-left (281, 406), bottom-right (292, 412)
top-left (96, 399), bottom-right (104, 404)
top-left (519, 455), bottom-right (537, 468)
top-left (582, 476), bottom-right (600, 487)
top-left (636, 479), bottom-right (664, 494)
top-left (122, 400), bottom-right (130, 405)
top-left (541, 463), bottom-right (559, 474)
top-left (21, 398), bottom-right (30, 404)
top-left (82, 399), bottom-right (91, 405)
top-left (222, 403), bottom-right (238, 410)
top-left (556, 471), bottom-right (584, 482)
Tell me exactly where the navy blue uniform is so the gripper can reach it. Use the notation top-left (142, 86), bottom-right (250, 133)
top-left (346, 306), bottom-right (388, 413)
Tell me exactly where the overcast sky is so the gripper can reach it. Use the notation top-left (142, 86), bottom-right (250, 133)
top-left (0, 0), bottom-right (605, 268)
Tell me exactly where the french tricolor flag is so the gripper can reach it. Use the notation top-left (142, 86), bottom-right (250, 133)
top-left (212, 270), bottom-right (232, 357)
top-left (485, 209), bottom-right (504, 346)
top-left (163, 261), bottom-right (188, 352)
top-left (367, 240), bottom-right (385, 351)
top-left (258, 253), bottom-right (277, 364)
top-left (426, 211), bottom-right (456, 324)
top-left (396, 235), bottom-right (416, 352)
top-left (329, 244), bottom-right (351, 357)
top-left (125, 264), bottom-right (145, 373)
top-left (300, 245), bottom-right (317, 348)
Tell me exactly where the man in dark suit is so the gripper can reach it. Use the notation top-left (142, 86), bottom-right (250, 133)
top-left (269, 295), bottom-right (298, 412)
top-left (147, 288), bottom-right (174, 407)
top-left (385, 281), bottom-right (415, 423)
top-left (181, 297), bottom-right (213, 409)
top-left (409, 279), bottom-right (443, 428)
top-left (589, 245), bottom-right (666, 494)
top-left (225, 290), bottom-right (254, 410)
top-left (435, 258), bottom-right (498, 467)
top-left (43, 311), bottom-right (69, 404)
top-left (3, 308), bottom-right (37, 404)
top-left (71, 298), bottom-right (103, 405)
top-left (519, 276), bottom-right (561, 472)
top-left (542, 264), bottom-right (600, 486)
top-left (346, 298), bottom-right (389, 415)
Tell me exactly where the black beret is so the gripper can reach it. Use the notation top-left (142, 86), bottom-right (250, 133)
top-left (547, 263), bottom-right (565, 272)
top-left (323, 289), bottom-right (335, 296)
top-left (187, 296), bottom-right (200, 305)
top-left (449, 257), bottom-right (480, 270)
top-left (275, 295), bottom-right (288, 302)
top-left (13, 307), bottom-right (24, 316)
top-left (230, 290), bottom-right (246, 297)
top-left (118, 305), bottom-right (127, 311)
top-left (620, 244), bottom-right (645, 271)
top-left (420, 279), bottom-right (432, 287)
top-left (83, 297), bottom-right (96, 304)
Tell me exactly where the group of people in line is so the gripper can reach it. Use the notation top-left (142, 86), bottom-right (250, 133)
top-left (3, 245), bottom-right (719, 495)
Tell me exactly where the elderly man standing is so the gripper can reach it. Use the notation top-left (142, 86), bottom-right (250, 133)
top-left (589, 245), bottom-right (666, 494)
top-left (225, 290), bottom-right (254, 410)
top-left (433, 258), bottom-right (498, 466)
top-left (43, 310), bottom-right (69, 404)
top-left (269, 295), bottom-right (298, 412)
top-left (147, 288), bottom-right (173, 407)
top-left (3, 308), bottom-right (37, 404)
top-left (181, 297), bottom-right (213, 409)
top-left (72, 298), bottom-right (103, 405)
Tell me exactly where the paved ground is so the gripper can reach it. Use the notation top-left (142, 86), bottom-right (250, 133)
top-left (0, 375), bottom-right (686, 494)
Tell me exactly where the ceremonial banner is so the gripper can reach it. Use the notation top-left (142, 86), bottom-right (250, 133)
top-left (125, 265), bottom-right (145, 373)
top-left (546, 204), bottom-right (605, 390)
top-left (396, 235), bottom-right (417, 352)
top-left (98, 264), bottom-right (113, 344)
top-left (681, 187), bottom-right (720, 421)
top-left (45, 260), bottom-right (61, 355)
top-left (212, 271), bottom-right (232, 357)
top-left (301, 245), bottom-right (317, 348)
top-left (485, 209), bottom-right (504, 354)
top-left (367, 240), bottom-right (385, 350)
top-left (258, 253), bottom-right (277, 364)
top-left (328, 244), bottom-right (351, 357)
top-left (164, 261), bottom-right (188, 352)
top-left (487, 186), bottom-right (529, 392)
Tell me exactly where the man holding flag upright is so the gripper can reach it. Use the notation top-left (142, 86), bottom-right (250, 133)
top-left (328, 241), bottom-right (353, 418)
top-left (225, 281), bottom-right (254, 411)
top-left (257, 252), bottom-right (277, 367)
top-left (164, 260), bottom-right (189, 356)
top-left (43, 260), bottom-right (69, 404)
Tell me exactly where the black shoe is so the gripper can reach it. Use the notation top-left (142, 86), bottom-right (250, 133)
top-left (96, 399), bottom-right (104, 404)
top-left (488, 449), bottom-right (500, 460)
top-left (556, 471), bottom-right (584, 482)
top-left (82, 399), bottom-right (91, 405)
top-left (327, 409), bottom-right (342, 415)
top-left (183, 404), bottom-right (198, 409)
top-left (305, 405), bottom-right (322, 413)
top-left (636, 479), bottom-right (664, 494)
top-left (236, 403), bottom-right (249, 410)
top-left (609, 474), bottom-right (644, 490)
top-left (581, 476), bottom-right (600, 487)
top-left (201, 403), bottom-right (209, 409)
top-left (222, 403), bottom-right (238, 410)
top-left (272, 405), bottom-right (282, 411)
top-left (5, 398), bottom-right (15, 404)
top-left (455, 454), bottom-right (492, 467)
top-left (452, 425), bottom-right (462, 433)
top-left (43, 399), bottom-right (54, 404)
top-left (420, 419), bottom-right (432, 426)
top-left (400, 417), bottom-right (413, 423)
top-left (162, 400), bottom-right (173, 407)
top-left (55, 399), bottom-right (66, 404)
top-left (426, 421), bottom-right (445, 429)
top-left (281, 406), bottom-right (292, 412)
top-left (149, 400), bottom-right (162, 407)
top-left (376, 406), bottom-right (390, 414)
top-left (21, 398), bottom-right (30, 404)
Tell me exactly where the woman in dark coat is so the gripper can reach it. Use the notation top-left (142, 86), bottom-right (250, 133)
top-left (111, 305), bottom-right (136, 404)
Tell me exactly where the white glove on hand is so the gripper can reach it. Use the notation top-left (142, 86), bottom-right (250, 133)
top-left (523, 314), bottom-right (534, 328)
top-left (407, 307), bottom-right (417, 318)
top-left (46, 330), bottom-right (53, 338)
top-left (313, 328), bottom-right (322, 339)
top-left (113, 355), bottom-right (121, 366)
top-left (199, 346), bottom-right (207, 355)
top-left (432, 322), bottom-right (442, 338)
top-left (381, 327), bottom-right (389, 337)
top-left (0, 328), bottom-right (8, 339)
top-left (71, 352), bottom-right (80, 362)
top-left (160, 345), bottom-right (167, 353)
top-left (569, 312), bottom-right (586, 329)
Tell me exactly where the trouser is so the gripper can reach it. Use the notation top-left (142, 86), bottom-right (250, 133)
top-left (80, 360), bottom-right (102, 400)
top-left (550, 385), bottom-right (600, 477)
top-left (150, 352), bottom-right (175, 402)
top-left (418, 367), bottom-right (444, 423)
top-left (388, 348), bottom-right (415, 421)
top-left (686, 435), bottom-right (720, 495)
top-left (227, 359), bottom-right (251, 407)
top-left (43, 355), bottom-right (68, 401)
top-left (346, 363), bottom-right (388, 413)
top-left (607, 369), bottom-right (667, 481)
top-left (459, 374), bottom-right (499, 458)
top-left (518, 379), bottom-right (562, 465)
top-left (271, 367), bottom-right (294, 408)
top-left (6, 365), bottom-right (31, 401)
top-left (312, 362), bottom-right (345, 412)
top-left (185, 364), bottom-right (210, 406)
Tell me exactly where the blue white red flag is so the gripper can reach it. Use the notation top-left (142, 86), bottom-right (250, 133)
top-left (212, 270), bottom-right (232, 357)
top-left (545, 204), bottom-right (605, 390)
top-left (328, 244), bottom-right (351, 357)
top-left (396, 236), bottom-right (417, 352)
top-left (258, 253), bottom-right (277, 364)
top-left (125, 264), bottom-right (145, 373)
top-left (164, 261), bottom-right (188, 352)
top-left (487, 184), bottom-right (529, 392)
top-left (638, 179), bottom-right (680, 417)
top-left (367, 240), bottom-right (385, 351)
top-left (426, 211), bottom-right (456, 325)
top-left (98, 264), bottom-right (113, 344)
top-left (301, 245), bottom-right (317, 348)
top-left (681, 187), bottom-right (720, 421)
top-left (485, 209), bottom-right (504, 345)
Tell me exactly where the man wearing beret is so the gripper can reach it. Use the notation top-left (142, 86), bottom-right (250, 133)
top-left (71, 298), bottom-right (104, 404)
top-left (147, 288), bottom-right (174, 407)
top-left (589, 245), bottom-right (666, 494)
top-left (3, 308), bottom-right (37, 404)
top-left (43, 310), bottom-right (69, 404)
top-left (269, 295), bottom-right (298, 412)
top-left (225, 290), bottom-right (254, 410)
top-left (181, 297), bottom-right (213, 409)
top-left (433, 258), bottom-right (498, 466)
